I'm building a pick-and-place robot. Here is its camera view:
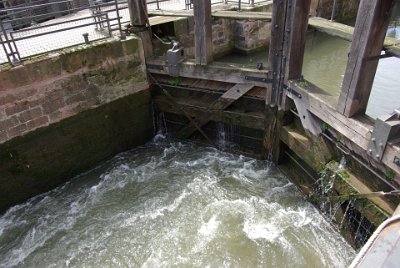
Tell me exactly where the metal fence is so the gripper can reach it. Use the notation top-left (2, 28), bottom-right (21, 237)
top-left (1, 0), bottom-right (271, 65)
top-left (0, 0), bottom-right (126, 64)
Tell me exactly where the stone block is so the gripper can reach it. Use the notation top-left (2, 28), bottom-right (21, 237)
top-left (7, 124), bottom-right (27, 138)
top-left (42, 99), bottom-right (65, 114)
top-left (17, 107), bottom-right (43, 124)
top-left (0, 116), bottom-right (19, 131)
top-left (26, 116), bottom-right (49, 130)
top-left (5, 101), bottom-right (30, 116)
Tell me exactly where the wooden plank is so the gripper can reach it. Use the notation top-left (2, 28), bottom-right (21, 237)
top-left (149, 16), bottom-right (187, 26)
top-left (193, 0), bottom-right (213, 65)
top-left (148, 9), bottom-right (194, 17)
top-left (287, 80), bottom-right (400, 175)
top-left (154, 96), bottom-right (266, 130)
top-left (177, 83), bottom-right (254, 138)
top-left (148, 10), bottom-right (272, 20)
top-left (211, 11), bottom-right (272, 20)
top-left (146, 58), bottom-right (271, 88)
top-left (338, 0), bottom-right (395, 117)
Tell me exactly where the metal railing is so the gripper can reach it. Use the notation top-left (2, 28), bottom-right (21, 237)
top-left (0, 0), bottom-right (126, 65)
top-left (0, 0), bottom-right (272, 65)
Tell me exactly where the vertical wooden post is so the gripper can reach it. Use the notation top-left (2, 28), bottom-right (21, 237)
top-left (127, 0), bottom-right (153, 59)
top-left (338, 0), bottom-right (394, 117)
top-left (285, 0), bottom-right (312, 81)
top-left (268, 0), bottom-right (287, 106)
top-left (264, 0), bottom-right (311, 163)
top-left (193, 0), bottom-right (213, 65)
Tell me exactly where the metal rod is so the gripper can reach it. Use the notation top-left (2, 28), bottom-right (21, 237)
top-left (114, 0), bottom-right (123, 35)
top-left (11, 17), bottom-right (119, 42)
top-left (321, 132), bottom-right (398, 191)
top-left (330, 0), bottom-right (338, 21)
top-left (11, 13), bottom-right (115, 34)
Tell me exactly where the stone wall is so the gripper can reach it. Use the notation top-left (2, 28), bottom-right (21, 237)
top-left (0, 36), bottom-right (154, 212)
top-left (310, 0), bottom-right (360, 21)
top-left (0, 36), bottom-right (149, 144)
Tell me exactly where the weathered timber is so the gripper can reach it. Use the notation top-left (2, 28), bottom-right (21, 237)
top-left (285, 0), bottom-right (312, 80)
top-left (211, 11), bottom-right (272, 20)
top-left (128, 0), bottom-right (153, 58)
top-left (308, 17), bottom-right (400, 58)
top-left (193, 0), bottom-right (213, 65)
top-left (146, 59), bottom-right (271, 88)
top-left (279, 0), bottom-right (311, 110)
top-left (177, 83), bottom-right (254, 138)
top-left (268, 0), bottom-right (287, 106)
top-left (154, 96), bottom-right (265, 130)
top-left (148, 10), bottom-right (272, 20)
top-left (338, 0), bottom-right (395, 117)
top-left (149, 16), bottom-right (187, 26)
top-left (287, 80), bottom-right (400, 175)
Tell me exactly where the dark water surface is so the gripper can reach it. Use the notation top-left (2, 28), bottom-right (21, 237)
top-left (0, 136), bottom-right (355, 267)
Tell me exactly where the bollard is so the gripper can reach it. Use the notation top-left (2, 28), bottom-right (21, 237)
top-left (82, 33), bottom-right (90, 44)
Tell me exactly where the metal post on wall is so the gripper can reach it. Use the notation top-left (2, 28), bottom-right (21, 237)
top-left (0, 20), bottom-right (21, 65)
top-left (330, 0), bottom-right (338, 21)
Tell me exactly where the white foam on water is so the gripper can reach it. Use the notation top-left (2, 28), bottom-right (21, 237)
top-left (0, 140), bottom-right (356, 267)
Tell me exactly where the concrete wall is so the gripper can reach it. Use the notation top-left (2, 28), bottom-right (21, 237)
top-left (0, 36), bottom-right (154, 212)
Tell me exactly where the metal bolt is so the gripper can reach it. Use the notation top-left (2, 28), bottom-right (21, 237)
top-left (379, 143), bottom-right (384, 148)
top-left (376, 154), bottom-right (380, 159)
top-left (371, 138), bottom-right (376, 142)
top-left (368, 149), bottom-right (372, 154)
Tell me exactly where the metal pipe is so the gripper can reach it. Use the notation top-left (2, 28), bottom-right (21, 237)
top-left (11, 17), bottom-right (119, 42)
top-left (330, 0), bottom-right (338, 21)
top-left (321, 132), bottom-right (397, 191)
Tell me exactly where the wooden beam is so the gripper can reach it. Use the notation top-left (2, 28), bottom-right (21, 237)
top-left (146, 59), bottom-right (271, 88)
top-left (127, 0), bottom-right (153, 59)
top-left (193, 0), bottom-right (213, 65)
top-left (268, 0), bottom-right (287, 106)
top-left (338, 0), bottom-right (395, 117)
top-left (148, 10), bottom-right (273, 20)
top-left (177, 83), bottom-right (255, 138)
top-left (285, 0), bottom-right (311, 80)
top-left (287, 80), bottom-right (400, 175)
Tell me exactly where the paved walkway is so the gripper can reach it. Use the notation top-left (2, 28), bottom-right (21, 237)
top-left (0, 0), bottom-right (267, 64)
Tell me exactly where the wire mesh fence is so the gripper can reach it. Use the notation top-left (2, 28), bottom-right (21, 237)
top-left (0, 0), bottom-right (125, 64)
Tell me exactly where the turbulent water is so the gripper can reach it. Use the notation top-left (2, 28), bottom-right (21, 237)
top-left (0, 135), bottom-right (355, 267)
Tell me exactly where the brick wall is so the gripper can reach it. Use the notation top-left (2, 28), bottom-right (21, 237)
top-left (0, 36), bottom-right (149, 144)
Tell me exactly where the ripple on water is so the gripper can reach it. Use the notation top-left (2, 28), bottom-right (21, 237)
top-left (0, 138), bottom-right (356, 267)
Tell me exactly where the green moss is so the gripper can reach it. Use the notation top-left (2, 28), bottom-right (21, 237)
top-left (0, 90), bottom-right (153, 213)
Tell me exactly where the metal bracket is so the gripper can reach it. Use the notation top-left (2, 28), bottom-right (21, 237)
top-left (283, 84), bottom-right (302, 99)
top-left (368, 108), bottom-right (400, 161)
top-left (244, 76), bottom-right (273, 84)
top-left (394, 156), bottom-right (400, 167)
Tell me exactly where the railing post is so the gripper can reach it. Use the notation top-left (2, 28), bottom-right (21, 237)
top-left (0, 20), bottom-right (20, 65)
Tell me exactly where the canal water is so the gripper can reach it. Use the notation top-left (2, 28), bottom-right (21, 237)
top-left (218, 4), bottom-right (400, 119)
top-left (0, 135), bottom-right (355, 267)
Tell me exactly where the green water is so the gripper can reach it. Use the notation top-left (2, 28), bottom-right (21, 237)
top-left (0, 136), bottom-right (355, 267)
top-left (217, 6), bottom-right (400, 119)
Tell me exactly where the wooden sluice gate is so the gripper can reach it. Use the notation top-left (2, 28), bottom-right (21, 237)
top-left (131, 0), bottom-right (400, 250)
